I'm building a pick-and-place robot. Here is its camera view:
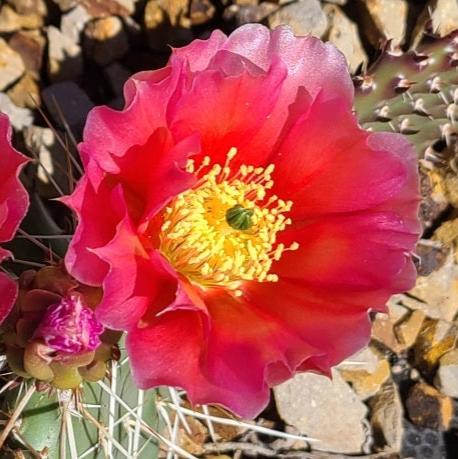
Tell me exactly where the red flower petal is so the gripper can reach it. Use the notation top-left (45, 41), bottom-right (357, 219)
top-left (270, 94), bottom-right (420, 221)
top-left (275, 212), bottom-right (417, 297)
top-left (174, 24), bottom-right (354, 107)
top-left (0, 113), bottom-right (29, 324)
top-left (0, 114), bottom-right (29, 242)
top-left (64, 25), bottom-right (420, 418)
top-left (170, 54), bottom-right (287, 166)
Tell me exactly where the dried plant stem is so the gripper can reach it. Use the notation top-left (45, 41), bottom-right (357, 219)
top-left (0, 383), bottom-right (36, 449)
top-left (160, 402), bottom-right (319, 444)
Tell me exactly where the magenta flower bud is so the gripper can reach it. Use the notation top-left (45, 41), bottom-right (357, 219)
top-left (34, 295), bottom-right (104, 355)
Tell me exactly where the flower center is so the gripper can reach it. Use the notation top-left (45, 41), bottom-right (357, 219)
top-left (159, 148), bottom-right (298, 295)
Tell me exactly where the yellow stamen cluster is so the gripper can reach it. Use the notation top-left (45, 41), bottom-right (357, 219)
top-left (159, 148), bottom-right (298, 295)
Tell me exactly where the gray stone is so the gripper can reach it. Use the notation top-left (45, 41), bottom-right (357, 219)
top-left (436, 349), bottom-right (458, 398)
top-left (8, 30), bottom-right (45, 78)
top-left (0, 38), bottom-right (25, 91)
top-left (7, 72), bottom-right (40, 109)
top-left (324, 4), bottom-right (367, 72)
top-left (274, 370), bottom-right (369, 454)
top-left (51, 0), bottom-right (78, 11)
top-left (0, 93), bottom-right (33, 130)
top-left (430, 0), bottom-right (458, 37)
top-left (0, 4), bottom-right (43, 32)
top-left (360, 0), bottom-right (408, 48)
top-left (407, 253), bottom-right (458, 321)
top-left (269, 0), bottom-right (327, 38)
top-left (61, 5), bottom-right (91, 43)
top-left (42, 82), bottom-right (94, 137)
top-left (47, 25), bottom-right (83, 82)
top-left (370, 382), bottom-right (404, 451)
top-left (338, 347), bottom-right (390, 400)
top-left (6, 0), bottom-right (47, 16)
top-left (224, 3), bottom-right (278, 26)
top-left (402, 420), bottom-right (447, 459)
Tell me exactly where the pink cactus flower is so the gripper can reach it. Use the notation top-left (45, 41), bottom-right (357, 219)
top-left (65, 25), bottom-right (420, 418)
top-left (34, 294), bottom-right (104, 355)
top-left (0, 113), bottom-right (29, 325)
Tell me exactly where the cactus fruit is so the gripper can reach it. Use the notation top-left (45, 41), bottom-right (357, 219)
top-left (354, 30), bottom-right (458, 172)
top-left (2, 265), bottom-right (118, 389)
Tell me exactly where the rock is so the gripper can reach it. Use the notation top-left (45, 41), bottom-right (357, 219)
top-left (24, 126), bottom-right (71, 197)
top-left (413, 318), bottom-right (457, 372)
top-left (401, 421), bottom-right (447, 459)
top-left (355, 0), bottom-right (408, 48)
top-left (370, 382), bottom-right (404, 451)
top-left (435, 349), bottom-right (458, 398)
top-left (0, 93), bottom-right (33, 130)
top-left (269, 0), bottom-right (328, 38)
top-left (371, 312), bottom-right (403, 354)
top-left (51, 0), bottom-right (77, 11)
top-left (386, 297), bottom-right (409, 323)
top-left (408, 253), bottom-right (458, 321)
top-left (406, 383), bottom-right (453, 431)
top-left (6, 0), bottom-right (47, 16)
top-left (61, 5), bottom-right (92, 43)
top-left (338, 347), bottom-right (390, 400)
top-left (430, 0), bottom-right (458, 37)
top-left (395, 310), bottom-right (426, 351)
top-left (144, 0), bottom-right (192, 51)
top-left (433, 219), bottom-right (458, 262)
top-left (0, 38), bottom-right (25, 91)
top-left (42, 82), bottom-right (94, 137)
top-left (7, 73), bottom-right (40, 109)
top-left (223, 3), bottom-right (278, 26)
top-left (274, 370), bottom-right (369, 454)
top-left (104, 62), bottom-right (130, 96)
top-left (190, 0), bottom-right (215, 25)
top-left (0, 4), bottom-right (43, 32)
top-left (84, 17), bottom-right (129, 66)
top-left (420, 168), bottom-right (449, 230)
top-left (324, 4), bottom-right (367, 72)
top-left (79, 0), bottom-right (136, 17)
top-left (8, 30), bottom-right (45, 78)
top-left (415, 239), bottom-right (449, 276)
top-left (47, 26), bottom-right (83, 82)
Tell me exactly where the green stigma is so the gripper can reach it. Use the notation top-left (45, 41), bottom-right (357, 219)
top-left (226, 204), bottom-right (254, 230)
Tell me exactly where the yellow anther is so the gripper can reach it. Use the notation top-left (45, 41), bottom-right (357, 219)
top-left (159, 148), bottom-right (298, 295)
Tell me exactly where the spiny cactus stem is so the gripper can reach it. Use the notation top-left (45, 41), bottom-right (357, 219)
top-left (0, 383), bottom-right (36, 449)
top-left (107, 359), bottom-right (118, 458)
top-left (125, 418), bottom-right (199, 459)
top-left (78, 402), bottom-right (131, 457)
top-left (61, 398), bottom-right (78, 459)
top-left (132, 389), bottom-right (144, 457)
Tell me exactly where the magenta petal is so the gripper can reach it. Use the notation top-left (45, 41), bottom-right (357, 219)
top-left (93, 210), bottom-right (179, 330)
top-left (127, 309), bottom-right (273, 419)
top-left (64, 170), bottom-right (124, 286)
top-left (0, 113), bottom-right (29, 242)
top-left (0, 269), bottom-right (18, 325)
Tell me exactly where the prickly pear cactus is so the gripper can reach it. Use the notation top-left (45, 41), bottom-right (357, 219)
top-left (354, 30), bottom-right (458, 170)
